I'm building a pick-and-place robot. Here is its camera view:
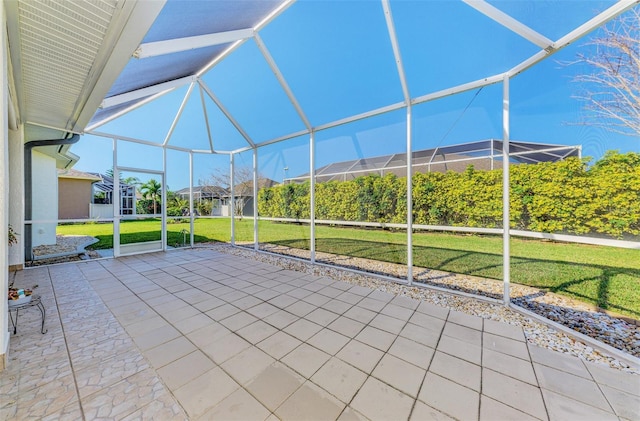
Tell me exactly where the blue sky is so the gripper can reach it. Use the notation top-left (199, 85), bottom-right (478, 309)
top-left (70, 0), bottom-right (639, 190)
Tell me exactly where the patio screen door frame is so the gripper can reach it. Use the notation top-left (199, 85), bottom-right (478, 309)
top-left (113, 166), bottom-right (166, 258)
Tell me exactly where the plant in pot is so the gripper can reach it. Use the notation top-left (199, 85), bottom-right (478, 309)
top-left (7, 225), bottom-right (37, 306)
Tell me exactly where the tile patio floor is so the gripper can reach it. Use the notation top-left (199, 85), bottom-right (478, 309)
top-left (1, 248), bottom-right (639, 420)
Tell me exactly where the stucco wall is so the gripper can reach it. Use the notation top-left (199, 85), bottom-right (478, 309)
top-left (31, 150), bottom-right (57, 246)
top-left (59, 178), bottom-right (92, 219)
top-left (8, 126), bottom-right (24, 269)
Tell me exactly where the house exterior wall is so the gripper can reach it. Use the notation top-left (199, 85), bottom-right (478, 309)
top-left (31, 150), bottom-right (57, 246)
top-left (1, 3), bottom-right (9, 368)
top-left (8, 125), bottom-right (24, 270)
top-left (59, 178), bottom-right (92, 219)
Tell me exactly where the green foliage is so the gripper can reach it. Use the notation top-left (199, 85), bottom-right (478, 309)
top-left (257, 151), bottom-right (640, 238)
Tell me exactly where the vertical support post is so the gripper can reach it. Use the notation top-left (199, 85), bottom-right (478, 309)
top-left (310, 131), bottom-right (316, 263)
top-left (189, 152), bottom-right (194, 247)
top-left (502, 75), bottom-right (511, 305)
top-left (230, 153), bottom-right (235, 246)
top-left (162, 147), bottom-right (167, 251)
top-left (490, 138), bottom-right (495, 170)
top-left (406, 106), bottom-right (413, 285)
top-left (113, 139), bottom-right (120, 257)
top-left (0, 7), bottom-right (10, 366)
top-left (253, 147), bottom-right (258, 251)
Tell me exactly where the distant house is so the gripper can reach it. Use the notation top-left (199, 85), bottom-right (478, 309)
top-left (87, 173), bottom-right (137, 217)
top-left (174, 179), bottom-right (277, 217)
top-left (226, 178), bottom-right (278, 217)
top-left (175, 185), bottom-right (228, 215)
top-left (57, 169), bottom-right (102, 219)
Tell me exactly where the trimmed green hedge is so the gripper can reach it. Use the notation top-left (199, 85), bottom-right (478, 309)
top-left (258, 151), bottom-right (640, 238)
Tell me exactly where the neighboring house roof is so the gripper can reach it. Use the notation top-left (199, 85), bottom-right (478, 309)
top-left (57, 168), bottom-right (102, 182)
top-left (286, 140), bottom-right (581, 183)
top-left (85, 173), bottom-right (136, 194)
top-left (175, 185), bottom-right (228, 197)
top-left (226, 178), bottom-right (279, 197)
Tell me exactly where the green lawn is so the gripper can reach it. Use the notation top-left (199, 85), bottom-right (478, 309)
top-left (57, 218), bottom-right (640, 318)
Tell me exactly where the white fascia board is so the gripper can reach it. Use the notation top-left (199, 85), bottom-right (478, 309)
top-left (100, 75), bottom-right (194, 109)
top-left (72, 0), bottom-right (167, 132)
top-left (411, 73), bottom-right (504, 106)
top-left (133, 28), bottom-right (254, 59)
top-left (462, 0), bottom-right (553, 49)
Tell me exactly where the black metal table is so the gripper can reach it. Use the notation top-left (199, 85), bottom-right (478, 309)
top-left (8, 294), bottom-right (47, 334)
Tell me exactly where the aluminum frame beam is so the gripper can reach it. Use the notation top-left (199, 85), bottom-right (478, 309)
top-left (462, 0), bottom-right (553, 50)
top-left (134, 29), bottom-right (254, 59)
top-left (100, 76), bottom-right (194, 109)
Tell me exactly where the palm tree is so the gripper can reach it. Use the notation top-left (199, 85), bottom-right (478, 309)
top-left (140, 179), bottom-right (162, 215)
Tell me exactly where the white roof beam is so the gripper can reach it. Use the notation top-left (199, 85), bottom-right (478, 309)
top-left (100, 75), bottom-right (194, 109)
top-left (382, 0), bottom-right (410, 102)
top-left (412, 73), bottom-right (504, 105)
top-left (199, 85), bottom-right (215, 152)
top-left (254, 33), bottom-right (312, 130)
top-left (163, 82), bottom-right (196, 146)
top-left (86, 88), bottom-right (173, 131)
top-left (198, 79), bottom-right (256, 148)
top-left (462, 0), bottom-right (553, 50)
top-left (508, 0), bottom-right (639, 77)
top-left (133, 29), bottom-right (254, 59)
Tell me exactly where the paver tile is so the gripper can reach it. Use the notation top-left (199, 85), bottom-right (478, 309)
top-left (482, 348), bottom-right (537, 385)
top-left (410, 401), bottom-right (455, 421)
top-left (534, 363), bottom-right (610, 411)
top-left (173, 367), bottom-right (239, 419)
top-left (198, 388), bottom-right (270, 421)
top-left (418, 372), bottom-right (479, 421)
top-left (372, 353), bottom-right (426, 397)
top-left (156, 350), bottom-right (215, 391)
top-left (479, 395), bottom-right (539, 421)
top-left (257, 331), bottom-right (302, 360)
top-left (201, 332), bottom-right (251, 364)
top-left (236, 320), bottom-right (278, 344)
top-left (399, 323), bottom-right (440, 348)
top-left (305, 307), bottom-right (340, 326)
top-left (337, 340), bottom-right (384, 374)
top-left (246, 363), bottom-right (304, 411)
top-left (282, 343), bottom-right (331, 378)
top-left (436, 334), bottom-right (481, 365)
top-left (343, 306), bottom-right (377, 324)
top-left (311, 357), bottom-right (367, 403)
top-left (600, 384), bottom-right (640, 420)
top-left (221, 346), bottom-right (275, 385)
top-left (482, 368), bottom-right (547, 420)
top-left (369, 313), bottom-right (406, 335)
top-left (541, 388), bottom-right (617, 421)
top-left (584, 360), bottom-right (640, 394)
top-left (429, 351), bottom-right (481, 391)
top-left (328, 316), bottom-right (366, 338)
top-left (355, 326), bottom-right (396, 351)
top-left (351, 377), bottom-right (414, 421)
top-left (483, 319), bottom-right (525, 341)
top-left (415, 301), bottom-right (449, 320)
top-left (380, 303), bottom-right (414, 321)
top-left (447, 310), bottom-right (483, 330)
top-left (442, 322), bottom-right (481, 346)
top-left (307, 328), bottom-right (350, 355)
top-left (284, 318), bottom-right (323, 342)
top-left (483, 332), bottom-right (529, 360)
top-left (263, 309), bottom-right (298, 329)
top-left (388, 336), bottom-right (435, 370)
top-left (145, 336), bottom-right (197, 369)
top-left (275, 381), bottom-right (344, 421)
top-left (220, 311), bottom-right (259, 331)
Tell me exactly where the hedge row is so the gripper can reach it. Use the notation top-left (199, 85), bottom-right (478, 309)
top-left (257, 151), bottom-right (640, 238)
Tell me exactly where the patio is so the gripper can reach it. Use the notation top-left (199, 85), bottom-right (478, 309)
top-left (2, 247), bottom-right (638, 420)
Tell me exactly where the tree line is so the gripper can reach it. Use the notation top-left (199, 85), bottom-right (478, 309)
top-left (258, 151), bottom-right (640, 239)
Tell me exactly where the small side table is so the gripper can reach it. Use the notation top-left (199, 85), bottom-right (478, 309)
top-left (8, 294), bottom-right (47, 334)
